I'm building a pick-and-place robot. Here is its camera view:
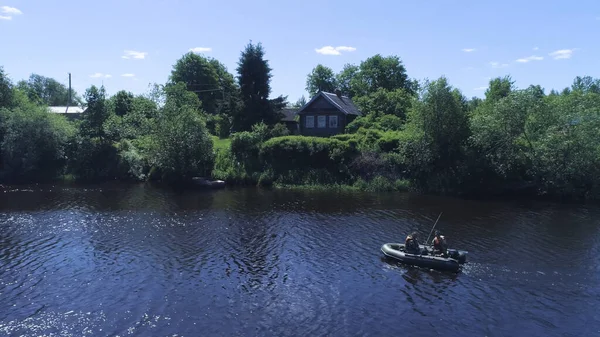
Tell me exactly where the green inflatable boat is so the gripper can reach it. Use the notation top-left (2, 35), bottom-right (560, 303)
top-left (381, 243), bottom-right (468, 272)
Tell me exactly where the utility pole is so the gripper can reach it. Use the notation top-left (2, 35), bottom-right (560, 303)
top-left (66, 72), bottom-right (72, 114)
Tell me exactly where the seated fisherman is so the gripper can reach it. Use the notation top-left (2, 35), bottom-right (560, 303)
top-left (405, 231), bottom-right (422, 254)
top-left (432, 230), bottom-right (448, 256)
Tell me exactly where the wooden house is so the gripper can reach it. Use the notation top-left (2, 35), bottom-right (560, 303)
top-left (296, 89), bottom-right (361, 137)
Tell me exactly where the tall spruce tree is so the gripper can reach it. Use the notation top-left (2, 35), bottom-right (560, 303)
top-left (234, 41), bottom-right (284, 131)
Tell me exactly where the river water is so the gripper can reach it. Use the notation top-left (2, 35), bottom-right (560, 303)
top-left (0, 183), bottom-right (598, 336)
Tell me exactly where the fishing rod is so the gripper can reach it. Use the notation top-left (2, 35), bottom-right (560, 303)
top-left (425, 212), bottom-right (443, 245)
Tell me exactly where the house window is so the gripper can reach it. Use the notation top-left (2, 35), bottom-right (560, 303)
top-left (305, 115), bottom-right (314, 128)
top-left (329, 115), bottom-right (338, 128)
top-left (318, 116), bottom-right (326, 128)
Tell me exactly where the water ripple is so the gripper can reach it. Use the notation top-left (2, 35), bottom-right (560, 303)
top-left (0, 185), bottom-right (599, 336)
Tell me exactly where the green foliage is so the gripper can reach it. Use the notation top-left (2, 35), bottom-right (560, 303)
top-left (16, 74), bottom-right (82, 106)
top-left (352, 87), bottom-right (414, 119)
top-left (5, 52), bottom-right (600, 201)
top-left (234, 41), bottom-right (286, 131)
top-left (80, 85), bottom-right (110, 138)
top-left (260, 136), bottom-right (358, 184)
top-left (347, 54), bottom-right (415, 97)
top-left (336, 64), bottom-right (359, 97)
top-left (66, 135), bottom-right (119, 181)
top-left (115, 139), bottom-right (148, 181)
top-left (151, 96), bottom-right (214, 183)
top-left (110, 90), bottom-right (135, 116)
top-left (399, 77), bottom-right (470, 193)
top-left (206, 113), bottom-right (232, 138)
top-left (170, 52), bottom-right (221, 115)
top-left (0, 67), bottom-right (14, 109)
top-left (346, 114), bottom-right (404, 133)
top-left (485, 76), bottom-right (515, 103)
top-left (0, 106), bottom-right (75, 182)
top-left (292, 95), bottom-right (307, 108)
top-left (270, 123), bottom-right (290, 137)
top-left (306, 64), bottom-right (338, 97)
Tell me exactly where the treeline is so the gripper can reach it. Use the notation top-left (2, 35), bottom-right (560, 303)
top-left (0, 42), bottom-right (286, 184)
top-left (1, 42), bottom-right (600, 201)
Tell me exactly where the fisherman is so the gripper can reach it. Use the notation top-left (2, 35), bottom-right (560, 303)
top-left (432, 230), bottom-right (448, 256)
top-left (405, 231), bottom-right (422, 254)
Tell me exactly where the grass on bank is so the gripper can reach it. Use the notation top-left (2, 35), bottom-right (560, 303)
top-left (273, 177), bottom-right (411, 192)
top-left (212, 136), bottom-right (231, 152)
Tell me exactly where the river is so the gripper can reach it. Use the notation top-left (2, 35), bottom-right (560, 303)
top-left (0, 182), bottom-right (598, 336)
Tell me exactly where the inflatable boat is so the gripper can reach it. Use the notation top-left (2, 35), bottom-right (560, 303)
top-left (381, 243), bottom-right (468, 272)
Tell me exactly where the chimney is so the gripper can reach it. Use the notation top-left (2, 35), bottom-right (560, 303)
top-left (334, 88), bottom-right (342, 98)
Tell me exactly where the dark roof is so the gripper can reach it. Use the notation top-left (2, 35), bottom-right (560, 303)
top-left (297, 91), bottom-right (362, 116)
top-left (280, 107), bottom-right (298, 122)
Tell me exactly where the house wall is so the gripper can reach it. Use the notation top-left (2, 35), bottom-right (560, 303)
top-left (298, 96), bottom-right (349, 136)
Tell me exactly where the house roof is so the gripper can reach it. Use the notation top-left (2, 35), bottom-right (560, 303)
top-left (297, 91), bottom-right (362, 116)
top-left (48, 106), bottom-right (86, 114)
top-left (280, 107), bottom-right (298, 122)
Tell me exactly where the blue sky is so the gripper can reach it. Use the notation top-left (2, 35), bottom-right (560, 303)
top-left (1, 0), bottom-right (599, 103)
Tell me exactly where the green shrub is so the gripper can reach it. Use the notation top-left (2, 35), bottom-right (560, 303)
top-left (0, 106), bottom-right (75, 182)
top-left (260, 136), bottom-right (358, 184)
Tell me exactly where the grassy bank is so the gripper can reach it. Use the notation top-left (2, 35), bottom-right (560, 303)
top-left (272, 178), bottom-right (411, 192)
top-left (211, 136), bottom-right (231, 153)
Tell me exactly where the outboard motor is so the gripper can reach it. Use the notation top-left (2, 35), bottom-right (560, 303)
top-left (448, 249), bottom-right (468, 264)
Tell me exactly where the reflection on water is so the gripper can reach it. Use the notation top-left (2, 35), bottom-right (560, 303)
top-left (0, 182), bottom-right (599, 336)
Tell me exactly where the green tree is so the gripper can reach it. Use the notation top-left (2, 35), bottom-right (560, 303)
top-left (571, 76), bottom-right (600, 94)
top-left (0, 67), bottom-right (14, 109)
top-left (0, 106), bottom-right (75, 182)
top-left (234, 41), bottom-right (284, 131)
top-left (292, 95), bottom-right (307, 108)
top-left (16, 74), bottom-right (82, 106)
top-left (352, 87), bottom-right (414, 119)
top-left (400, 77), bottom-right (470, 192)
top-left (169, 52), bottom-right (220, 114)
top-left (80, 85), bottom-right (110, 138)
top-left (350, 55), bottom-right (415, 97)
top-left (485, 76), bottom-right (514, 102)
top-left (151, 84), bottom-right (214, 182)
top-left (208, 58), bottom-right (242, 117)
top-left (469, 86), bottom-right (546, 183)
top-left (305, 64), bottom-right (337, 97)
top-left (110, 90), bottom-right (135, 116)
top-left (336, 64), bottom-right (359, 97)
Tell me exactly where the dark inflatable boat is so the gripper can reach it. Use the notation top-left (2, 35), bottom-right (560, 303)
top-left (381, 243), bottom-right (468, 272)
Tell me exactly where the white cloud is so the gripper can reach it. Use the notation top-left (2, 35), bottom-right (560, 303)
top-left (90, 73), bottom-right (112, 78)
top-left (335, 46), bottom-right (356, 52)
top-left (462, 48), bottom-right (476, 52)
top-left (533, 46), bottom-right (539, 51)
top-left (122, 50), bottom-right (147, 60)
top-left (490, 61), bottom-right (509, 68)
top-left (549, 49), bottom-right (575, 60)
top-left (474, 86), bottom-right (487, 91)
top-left (0, 15), bottom-right (11, 20)
top-left (1, 6), bottom-right (22, 15)
top-left (189, 47), bottom-right (212, 53)
top-left (121, 73), bottom-right (135, 77)
top-left (516, 55), bottom-right (543, 63)
top-left (315, 45), bottom-right (357, 55)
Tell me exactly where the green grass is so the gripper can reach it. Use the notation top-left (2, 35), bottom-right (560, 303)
top-left (273, 178), bottom-right (411, 192)
top-left (211, 136), bottom-right (231, 152)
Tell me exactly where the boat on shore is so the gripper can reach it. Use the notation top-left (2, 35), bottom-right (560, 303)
top-left (381, 243), bottom-right (468, 272)
top-left (191, 177), bottom-right (226, 189)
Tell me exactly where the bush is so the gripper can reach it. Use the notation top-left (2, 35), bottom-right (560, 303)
top-left (260, 136), bottom-right (358, 184)
top-left (67, 135), bottom-right (119, 181)
top-left (115, 139), bottom-right (148, 181)
top-left (0, 107), bottom-right (75, 182)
